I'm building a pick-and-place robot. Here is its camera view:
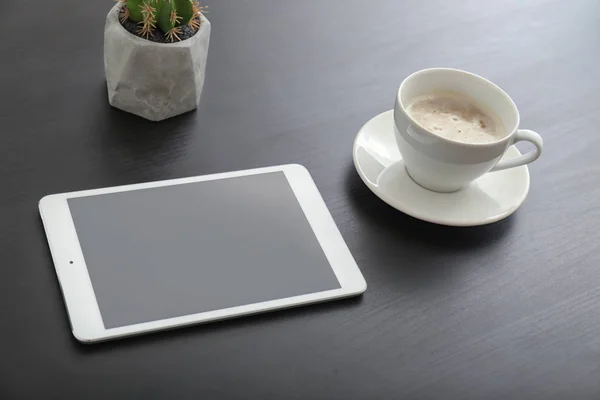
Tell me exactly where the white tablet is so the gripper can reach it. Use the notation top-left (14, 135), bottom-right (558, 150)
top-left (39, 164), bottom-right (366, 343)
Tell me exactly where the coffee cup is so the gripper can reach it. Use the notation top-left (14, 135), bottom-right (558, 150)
top-left (393, 68), bottom-right (543, 192)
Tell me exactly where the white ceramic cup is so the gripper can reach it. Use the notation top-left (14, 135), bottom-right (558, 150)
top-left (393, 68), bottom-right (543, 193)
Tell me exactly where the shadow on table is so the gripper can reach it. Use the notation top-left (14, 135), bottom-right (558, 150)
top-left (102, 96), bottom-right (197, 152)
top-left (92, 82), bottom-right (199, 176)
top-left (72, 294), bottom-right (363, 353)
top-left (344, 163), bottom-right (515, 288)
top-left (344, 162), bottom-right (515, 248)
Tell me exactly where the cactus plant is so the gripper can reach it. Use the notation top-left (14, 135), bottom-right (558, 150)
top-left (118, 0), bottom-right (206, 42)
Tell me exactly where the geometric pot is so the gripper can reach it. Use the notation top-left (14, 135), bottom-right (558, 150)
top-left (104, 4), bottom-right (211, 121)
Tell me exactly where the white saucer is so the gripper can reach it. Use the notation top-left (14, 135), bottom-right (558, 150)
top-left (352, 110), bottom-right (530, 226)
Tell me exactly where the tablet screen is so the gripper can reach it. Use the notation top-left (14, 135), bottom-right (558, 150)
top-left (68, 172), bottom-right (341, 329)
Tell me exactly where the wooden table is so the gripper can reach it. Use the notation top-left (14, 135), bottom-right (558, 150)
top-left (2, 0), bottom-right (599, 398)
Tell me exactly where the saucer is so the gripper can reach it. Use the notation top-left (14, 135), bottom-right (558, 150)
top-left (352, 110), bottom-right (530, 226)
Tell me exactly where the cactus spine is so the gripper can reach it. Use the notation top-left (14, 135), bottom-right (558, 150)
top-left (119, 0), bottom-right (206, 42)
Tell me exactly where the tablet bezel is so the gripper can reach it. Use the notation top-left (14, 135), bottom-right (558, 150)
top-left (39, 164), bottom-right (366, 343)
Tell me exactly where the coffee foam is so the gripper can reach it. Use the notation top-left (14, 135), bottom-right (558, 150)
top-left (406, 92), bottom-right (506, 144)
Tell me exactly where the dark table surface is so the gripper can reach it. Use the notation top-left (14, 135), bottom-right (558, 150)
top-left (2, 0), bottom-right (600, 399)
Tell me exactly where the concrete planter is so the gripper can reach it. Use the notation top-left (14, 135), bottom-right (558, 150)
top-left (104, 4), bottom-right (211, 121)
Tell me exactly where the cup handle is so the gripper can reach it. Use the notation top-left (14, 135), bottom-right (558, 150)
top-left (490, 129), bottom-right (543, 172)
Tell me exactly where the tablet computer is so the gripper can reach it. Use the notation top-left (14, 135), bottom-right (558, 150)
top-left (39, 164), bottom-right (366, 343)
